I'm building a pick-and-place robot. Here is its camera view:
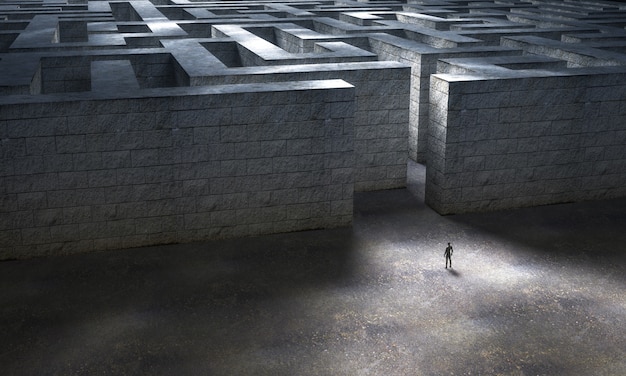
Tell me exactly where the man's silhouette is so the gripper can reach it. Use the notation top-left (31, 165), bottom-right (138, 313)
top-left (444, 242), bottom-right (453, 269)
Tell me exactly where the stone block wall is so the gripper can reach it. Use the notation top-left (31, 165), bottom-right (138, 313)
top-left (426, 71), bottom-right (626, 214)
top-left (5, 0), bottom-right (626, 258)
top-left (191, 62), bottom-right (410, 192)
top-left (368, 33), bottom-right (520, 164)
top-left (0, 79), bottom-right (355, 259)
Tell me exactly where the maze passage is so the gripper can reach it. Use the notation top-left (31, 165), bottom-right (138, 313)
top-left (1, 0), bottom-right (626, 257)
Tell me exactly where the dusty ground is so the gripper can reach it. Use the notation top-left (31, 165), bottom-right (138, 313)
top-left (1, 162), bottom-right (625, 375)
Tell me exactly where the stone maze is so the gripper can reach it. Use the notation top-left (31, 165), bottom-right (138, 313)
top-left (1, 0), bottom-right (626, 258)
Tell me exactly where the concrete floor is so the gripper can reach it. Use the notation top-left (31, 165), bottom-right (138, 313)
top-left (1, 162), bottom-right (625, 376)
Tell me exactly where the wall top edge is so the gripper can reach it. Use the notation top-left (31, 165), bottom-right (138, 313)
top-left (194, 61), bottom-right (411, 77)
top-left (0, 79), bottom-right (354, 106)
top-left (431, 65), bottom-right (626, 83)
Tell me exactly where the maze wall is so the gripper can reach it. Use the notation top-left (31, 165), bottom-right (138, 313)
top-left (2, 0), bottom-right (626, 257)
top-left (428, 70), bottom-right (626, 214)
top-left (1, 81), bottom-right (356, 258)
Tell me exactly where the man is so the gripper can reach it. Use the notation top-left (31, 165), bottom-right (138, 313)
top-left (444, 242), bottom-right (453, 269)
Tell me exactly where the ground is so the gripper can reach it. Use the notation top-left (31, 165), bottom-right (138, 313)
top-left (1, 162), bottom-right (625, 375)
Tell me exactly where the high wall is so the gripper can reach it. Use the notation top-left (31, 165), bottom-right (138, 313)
top-left (189, 62), bottom-right (411, 192)
top-left (3, 0), bottom-right (626, 257)
top-left (427, 70), bottom-right (626, 214)
top-left (0, 80), bottom-right (355, 258)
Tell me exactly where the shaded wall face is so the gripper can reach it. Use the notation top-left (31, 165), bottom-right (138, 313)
top-left (426, 73), bottom-right (626, 215)
top-left (0, 81), bottom-right (355, 259)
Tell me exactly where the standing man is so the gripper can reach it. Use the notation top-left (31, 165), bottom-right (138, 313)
top-left (444, 242), bottom-right (453, 269)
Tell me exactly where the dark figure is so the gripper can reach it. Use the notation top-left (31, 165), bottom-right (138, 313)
top-left (444, 242), bottom-right (453, 269)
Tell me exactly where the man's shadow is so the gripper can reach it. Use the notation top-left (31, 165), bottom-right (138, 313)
top-left (447, 268), bottom-right (461, 277)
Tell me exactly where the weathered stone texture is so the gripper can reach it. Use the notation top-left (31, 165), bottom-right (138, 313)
top-left (427, 72), bottom-right (626, 214)
top-left (0, 80), bottom-right (355, 258)
top-left (3, 0), bottom-right (626, 256)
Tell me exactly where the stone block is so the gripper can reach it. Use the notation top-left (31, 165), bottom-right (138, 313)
top-left (74, 153), bottom-right (103, 171)
top-left (33, 208), bottom-right (64, 227)
top-left (17, 192), bottom-right (47, 211)
top-left (88, 170), bottom-right (117, 188)
top-left (0, 230), bottom-right (21, 247)
top-left (26, 137), bottom-right (56, 156)
top-left (13, 156), bottom-right (44, 175)
top-left (50, 224), bottom-right (81, 243)
top-left (20, 227), bottom-right (51, 246)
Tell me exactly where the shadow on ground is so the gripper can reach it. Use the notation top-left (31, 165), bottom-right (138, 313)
top-left (1, 164), bottom-right (625, 375)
